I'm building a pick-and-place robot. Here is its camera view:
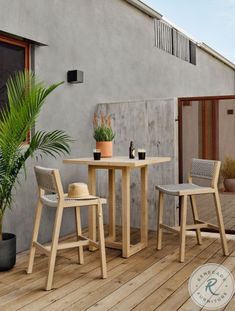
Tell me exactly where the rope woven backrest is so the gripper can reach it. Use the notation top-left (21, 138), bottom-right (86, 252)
top-left (190, 158), bottom-right (218, 180)
top-left (34, 166), bottom-right (58, 193)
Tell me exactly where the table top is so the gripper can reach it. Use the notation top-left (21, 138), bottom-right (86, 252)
top-left (63, 156), bottom-right (171, 168)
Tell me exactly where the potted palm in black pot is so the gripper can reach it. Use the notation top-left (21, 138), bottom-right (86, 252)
top-left (0, 71), bottom-right (72, 271)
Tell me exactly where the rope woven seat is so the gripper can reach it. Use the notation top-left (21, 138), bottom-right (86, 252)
top-left (156, 158), bottom-right (229, 263)
top-left (156, 183), bottom-right (214, 196)
top-left (41, 193), bottom-right (105, 208)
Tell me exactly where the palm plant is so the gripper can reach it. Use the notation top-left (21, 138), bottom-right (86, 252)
top-left (0, 71), bottom-right (72, 240)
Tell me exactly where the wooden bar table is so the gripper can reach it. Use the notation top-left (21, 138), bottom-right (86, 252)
top-left (63, 156), bottom-right (171, 258)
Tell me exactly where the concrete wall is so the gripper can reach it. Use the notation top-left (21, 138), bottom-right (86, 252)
top-left (97, 98), bottom-right (178, 229)
top-left (0, 0), bottom-right (234, 251)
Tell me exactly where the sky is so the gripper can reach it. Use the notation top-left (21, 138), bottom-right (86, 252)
top-left (143, 0), bottom-right (235, 64)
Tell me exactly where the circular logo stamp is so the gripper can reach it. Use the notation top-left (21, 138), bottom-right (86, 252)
top-left (188, 263), bottom-right (235, 310)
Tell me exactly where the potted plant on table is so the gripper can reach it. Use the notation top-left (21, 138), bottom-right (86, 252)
top-left (93, 113), bottom-right (115, 157)
top-left (0, 71), bottom-right (72, 271)
top-left (221, 157), bottom-right (235, 192)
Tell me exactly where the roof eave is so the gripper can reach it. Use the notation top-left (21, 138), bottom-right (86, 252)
top-left (125, 0), bottom-right (162, 19)
top-left (198, 42), bottom-right (235, 70)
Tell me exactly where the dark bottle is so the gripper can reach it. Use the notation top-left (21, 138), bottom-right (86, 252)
top-left (129, 141), bottom-right (135, 159)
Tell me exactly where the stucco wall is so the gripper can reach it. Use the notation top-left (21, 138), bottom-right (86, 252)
top-left (0, 0), bottom-right (234, 251)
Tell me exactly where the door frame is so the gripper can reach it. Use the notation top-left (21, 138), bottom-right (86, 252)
top-left (178, 95), bottom-right (235, 183)
top-left (178, 95), bottom-right (235, 234)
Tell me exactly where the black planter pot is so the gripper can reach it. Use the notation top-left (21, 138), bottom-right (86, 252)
top-left (0, 233), bottom-right (16, 271)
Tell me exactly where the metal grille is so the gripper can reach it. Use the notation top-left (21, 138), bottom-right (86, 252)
top-left (155, 19), bottom-right (196, 65)
top-left (173, 30), bottom-right (190, 61)
top-left (155, 20), bottom-right (173, 54)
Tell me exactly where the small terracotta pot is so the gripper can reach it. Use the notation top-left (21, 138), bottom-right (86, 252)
top-left (96, 141), bottom-right (113, 158)
top-left (224, 179), bottom-right (235, 192)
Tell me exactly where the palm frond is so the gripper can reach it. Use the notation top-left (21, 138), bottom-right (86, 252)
top-left (25, 130), bottom-right (72, 159)
top-left (0, 71), bottom-right (63, 158)
top-left (0, 71), bottom-right (72, 232)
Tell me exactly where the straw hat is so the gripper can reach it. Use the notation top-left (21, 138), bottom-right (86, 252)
top-left (67, 183), bottom-right (97, 199)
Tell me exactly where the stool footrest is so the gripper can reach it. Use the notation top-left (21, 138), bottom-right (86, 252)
top-left (196, 219), bottom-right (220, 230)
top-left (78, 235), bottom-right (99, 248)
top-left (33, 242), bottom-right (50, 255)
top-left (185, 223), bottom-right (208, 230)
top-left (160, 221), bottom-right (220, 234)
top-left (160, 224), bottom-right (180, 233)
top-left (33, 238), bottom-right (99, 254)
top-left (57, 240), bottom-right (90, 250)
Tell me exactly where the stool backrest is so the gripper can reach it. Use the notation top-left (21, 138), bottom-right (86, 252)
top-left (190, 158), bottom-right (221, 188)
top-left (34, 166), bottom-right (64, 198)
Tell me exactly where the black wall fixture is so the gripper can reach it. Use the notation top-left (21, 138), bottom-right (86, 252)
top-left (67, 70), bottom-right (84, 84)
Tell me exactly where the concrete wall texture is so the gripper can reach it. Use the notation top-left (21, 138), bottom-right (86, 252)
top-left (0, 0), bottom-right (234, 251)
top-left (97, 98), bottom-right (178, 229)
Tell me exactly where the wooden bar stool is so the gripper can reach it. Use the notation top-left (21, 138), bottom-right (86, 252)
top-left (156, 158), bottom-right (229, 262)
top-left (27, 166), bottom-right (107, 290)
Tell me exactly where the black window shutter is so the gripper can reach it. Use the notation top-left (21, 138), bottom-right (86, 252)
top-left (189, 41), bottom-right (196, 65)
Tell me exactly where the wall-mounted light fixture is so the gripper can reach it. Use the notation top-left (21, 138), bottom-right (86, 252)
top-left (67, 70), bottom-right (84, 84)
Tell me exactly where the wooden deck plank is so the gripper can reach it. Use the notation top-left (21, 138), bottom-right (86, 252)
top-left (83, 237), bottom-right (215, 311)
top-left (109, 239), bottom-right (221, 311)
top-left (223, 269), bottom-right (235, 311)
top-left (0, 247), bottom-right (119, 310)
top-left (187, 193), bottom-right (235, 232)
top-left (0, 235), bottom-right (94, 296)
top-left (0, 228), bottom-right (141, 310)
top-left (63, 235), bottom-right (200, 311)
top-left (178, 250), bottom-right (235, 311)
top-left (0, 228), bottom-right (234, 311)
top-left (20, 233), bottom-right (178, 311)
top-left (201, 253), bottom-right (235, 311)
top-left (152, 248), bottom-right (235, 311)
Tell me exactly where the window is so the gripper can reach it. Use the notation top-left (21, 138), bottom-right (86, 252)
top-left (0, 34), bottom-right (30, 142)
top-left (155, 20), bottom-right (196, 65)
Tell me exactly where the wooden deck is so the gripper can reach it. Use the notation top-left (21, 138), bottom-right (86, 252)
top-left (187, 193), bottom-right (235, 232)
top-left (1, 228), bottom-right (235, 311)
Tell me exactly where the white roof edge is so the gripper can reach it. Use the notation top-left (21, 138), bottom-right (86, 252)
top-left (161, 18), bottom-right (198, 43)
top-left (125, 0), bottom-right (162, 19)
top-left (162, 20), bottom-right (235, 69)
top-left (198, 43), bottom-right (235, 70)
top-left (125, 0), bottom-right (235, 70)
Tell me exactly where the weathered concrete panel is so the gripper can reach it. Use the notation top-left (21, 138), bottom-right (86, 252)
top-left (97, 98), bottom-right (178, 229)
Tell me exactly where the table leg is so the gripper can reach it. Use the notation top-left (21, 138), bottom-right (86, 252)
top-left (88, 166), bottom-right (96, 251)
top-left (108, 169), bottom-right (116, 241)
top-left (122, 167), bottom-right (130, 258)
top-left (141, 166), bottom-right (148, 246)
